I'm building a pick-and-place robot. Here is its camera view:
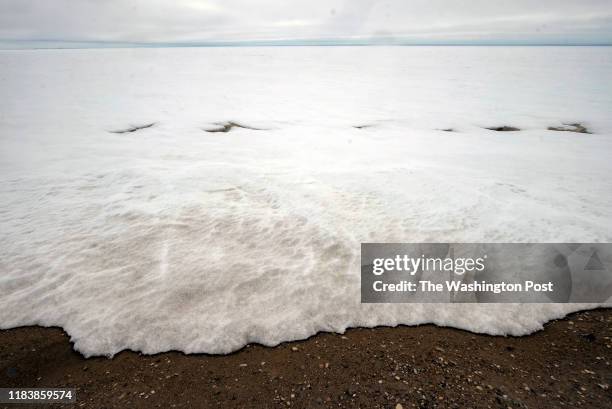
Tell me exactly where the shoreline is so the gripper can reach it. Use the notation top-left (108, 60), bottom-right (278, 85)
top-left (2, 306), bottom-right (610, 359)
top-left (1, 309), bottom-right (611, 408)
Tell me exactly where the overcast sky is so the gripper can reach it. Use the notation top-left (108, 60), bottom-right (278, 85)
top-left (1, 0), bottom-right (612, 48)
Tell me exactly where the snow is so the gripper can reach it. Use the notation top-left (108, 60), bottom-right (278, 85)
top-left (0, 46), bottom-right (611, 357)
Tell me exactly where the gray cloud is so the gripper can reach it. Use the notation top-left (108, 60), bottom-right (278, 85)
top-left (0, 0), bottom-right (611, 47)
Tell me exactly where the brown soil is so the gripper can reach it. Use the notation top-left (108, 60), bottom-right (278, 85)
top-left (547, 123), bottom-right (590, 134)
top-left (1, 309), bottom-right (611, 409)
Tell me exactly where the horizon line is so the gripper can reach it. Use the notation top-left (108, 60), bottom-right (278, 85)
top-left (1, 37), bottom-right (611, 50)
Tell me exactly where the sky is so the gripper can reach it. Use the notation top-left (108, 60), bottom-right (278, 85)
top-left (1, 0), bottom-right (612, 48)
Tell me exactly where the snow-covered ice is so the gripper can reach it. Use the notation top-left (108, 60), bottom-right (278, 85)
top-left (0, 46), bottom-right (611, 356)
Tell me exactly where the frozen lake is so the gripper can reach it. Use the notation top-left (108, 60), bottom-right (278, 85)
top-left (1, 46), bottom-right (611, 356)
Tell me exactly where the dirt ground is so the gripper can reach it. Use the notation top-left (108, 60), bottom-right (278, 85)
top-left (1, 309), bottom-right (611, 408)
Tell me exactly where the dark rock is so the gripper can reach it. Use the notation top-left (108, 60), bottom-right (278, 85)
top-left (485, 126), bottom-right (520, 132)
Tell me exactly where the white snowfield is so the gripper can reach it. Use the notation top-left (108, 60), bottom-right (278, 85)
top-left (0, 46), bottom-right (611, 357)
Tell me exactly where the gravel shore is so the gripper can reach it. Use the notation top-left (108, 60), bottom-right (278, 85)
top-left (1, 309), bottom-right (610, 408)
